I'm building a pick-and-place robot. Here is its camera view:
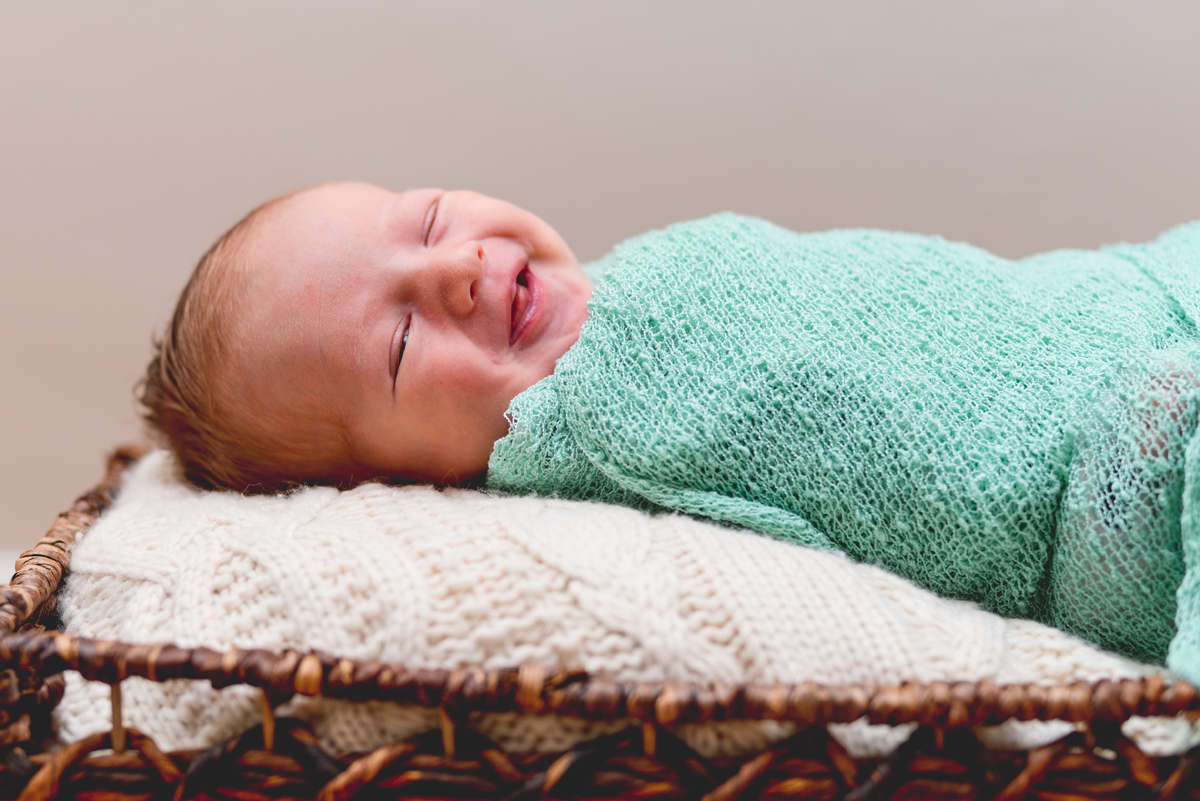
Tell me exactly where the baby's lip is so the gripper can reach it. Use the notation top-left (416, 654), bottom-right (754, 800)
top-left (509, 266), bottom-right (541, 347)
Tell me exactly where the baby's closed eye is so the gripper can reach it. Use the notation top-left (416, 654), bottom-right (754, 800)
top-left (391, 323), bottom-right (410, 386)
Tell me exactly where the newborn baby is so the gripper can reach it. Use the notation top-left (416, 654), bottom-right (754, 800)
top-left (144, 183), bottom-right (593, 489)
top-left (144, 182), bottom-right (1200, 682)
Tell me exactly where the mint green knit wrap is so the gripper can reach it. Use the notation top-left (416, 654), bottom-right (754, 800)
top-left (488, 214), bottom-right (1200, 679)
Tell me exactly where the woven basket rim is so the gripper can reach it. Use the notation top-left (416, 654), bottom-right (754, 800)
top-left (2, 445), bottom-right (1197, 730)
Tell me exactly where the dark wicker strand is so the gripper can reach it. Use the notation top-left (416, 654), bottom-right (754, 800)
top-left (2, 627), bottom-right (1198, 731)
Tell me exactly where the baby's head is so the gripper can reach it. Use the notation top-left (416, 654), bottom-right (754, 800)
top-left (142, 182), bottom-right (592, 491)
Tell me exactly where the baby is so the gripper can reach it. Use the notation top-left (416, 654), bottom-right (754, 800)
top-left (145, 182), bottom-right (1200, 682)
top-left (143, 182), bottom-right (594, 490)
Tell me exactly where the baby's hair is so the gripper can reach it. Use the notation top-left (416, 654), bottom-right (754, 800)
top-left (140, 191), bottom-right (330, 493)
top-left (140, 202), bottom-right (267, 491)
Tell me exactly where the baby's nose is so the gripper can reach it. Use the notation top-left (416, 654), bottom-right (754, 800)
top-left (417, 241), bottom-right (482, 317)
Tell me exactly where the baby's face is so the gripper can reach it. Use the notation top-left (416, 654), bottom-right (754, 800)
top-left (235, 182), bottom-right (592, 483)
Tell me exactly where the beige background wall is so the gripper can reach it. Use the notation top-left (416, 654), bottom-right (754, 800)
top-left (2, 2), bottom-right (1199, 554)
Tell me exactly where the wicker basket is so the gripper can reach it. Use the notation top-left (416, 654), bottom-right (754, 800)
top-left (0, 447), bottom-right (1197, 800)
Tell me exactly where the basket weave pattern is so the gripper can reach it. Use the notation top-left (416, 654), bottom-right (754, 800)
top-left (0, 448), bottom-right (1197, 799)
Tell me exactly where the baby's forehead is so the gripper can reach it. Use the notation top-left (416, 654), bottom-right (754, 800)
top-left (230, 186), bottom-right (400, 370)
top-left (250, 183), bottom-right (409, 261)
top-left (232, 198), bottom-right (350, 284)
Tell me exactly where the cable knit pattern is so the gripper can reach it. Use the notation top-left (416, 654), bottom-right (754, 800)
top-left (54, 451), bottom-right (1199, 758)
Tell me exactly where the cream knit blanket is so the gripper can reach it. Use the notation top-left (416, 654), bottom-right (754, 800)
top-left (54, 451), bottom-right (1196, 757)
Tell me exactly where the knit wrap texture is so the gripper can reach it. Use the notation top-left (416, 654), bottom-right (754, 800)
top-left (487, 214), bottom-right (1200, 677)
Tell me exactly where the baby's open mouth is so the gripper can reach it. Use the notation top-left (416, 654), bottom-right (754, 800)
top-left (510, 268), bottom-right (532, 345)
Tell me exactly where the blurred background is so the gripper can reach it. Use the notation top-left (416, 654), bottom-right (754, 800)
top-left (3, 2), bottom-right (1199, 558)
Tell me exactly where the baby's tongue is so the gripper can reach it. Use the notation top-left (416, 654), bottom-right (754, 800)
top-left (511, 282), bottom-right (531, 340)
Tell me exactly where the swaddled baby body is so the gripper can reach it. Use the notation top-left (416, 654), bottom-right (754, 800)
top-left (144, 182), bottom-right (1200, 682)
